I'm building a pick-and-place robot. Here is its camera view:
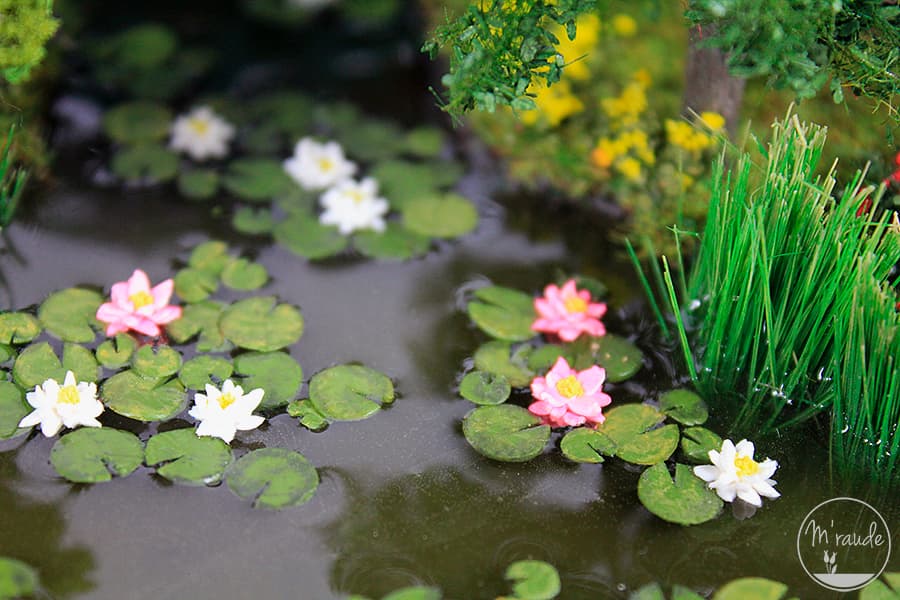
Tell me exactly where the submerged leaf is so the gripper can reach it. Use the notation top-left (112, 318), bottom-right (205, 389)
top-left (50, 428), bottom-right (144, 483)
top-left (145, 429), bottom-right (232, 486)
top-left (38, 288), bottom-right (103, 343)
top-left (219, 297), bottom-right (304, 352)
top-left (102, 370), bottom-right (186, 421)
top-left (462, 404), bottom-right (550, 462)
top-left (637, 463), bottom-right (723, 525)
top-left (226, 448), bottom-right (319, 509)
top-left (309, 365), bottom-right (394, 421)
top-left (467, 285), bottom-right (535, 342)
top-left (505, 560), bottom-right (561, 600)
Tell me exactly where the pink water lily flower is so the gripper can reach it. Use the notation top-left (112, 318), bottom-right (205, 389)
top-left (96, 269), bottom-right (182, 337)
top-left (532, 279), bottom-right (607, 341)
top-left (529, 356), bottom-right (612, 427)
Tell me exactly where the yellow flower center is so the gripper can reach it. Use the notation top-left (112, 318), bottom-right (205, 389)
top-left (564, 296), bottom-right (588, 313)
top-left (555, 375), bottom-right (584, 398)
top-left (188, 118), bottom-right (210, 136)
top-left (129, 291), bottom-right (154, 309)
top-left (734, 455), bottom-right (760, 477)
top-left (217, 393), bottom-right (236, 410)
top-left (317, 157), bottom-right (334, 172)
top-left (58, 385), bottom-right (81, 405)
top-left (348, 190), bottom-right (365, 204)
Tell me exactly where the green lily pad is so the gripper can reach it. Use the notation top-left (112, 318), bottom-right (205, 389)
top-left (0, 382), bottom-right (29, 439)
top-left (571, 275), bottom-right (608, 301)
top-left (145, 429), bottom-right (233, 486)
top-left (103, 101), bottom-right (172, 143)
top-left (681, 427), bottom-right (723, 463)
top-left (659, 389), bottom-right (708, 426)
top-left (629, 583), bottom-right (704, 600)
top-left (334, 119), bottom-right (404, 162)
top-left (111, 143), bottom-right (178, 182)
top-left (467, 285), bottom-right (536, 342)
top-left (221, 258), bottom-right (268, 291)
top-left (274, 188), bottom-right (316, 215)
top-left (473, 340), bottom-right (534, 388)
top-left (402, 127), bottom-right (444, 158)
top-left (286, 399), bottom-right (329, 432)
top-left (102, 370), bottom-right (186, 422)
top-left (0, 557), bottom-right (39, 599)
top-left (309, 364), bottom-right (394, 421)
top-left (232, 206), bottom-right (275, 235)
top-left (188, 240), bottom-right (231, 276)
top-left (223, 158), bottom-right (295, 201)
top-left (526, 345), bottom-right (566, 373)
top-left (637, 463), bottom-right (723, 525)
top-left (273, 213), bottom-right (349, 260)
top-left (166, 300), bottom-right (230, 352)
top-left (370, 160), bottom-right (441, 210)
top-left (462, 404), bottom-right (550, 462)
top-left (174, 268), bottom-right (219, 303)
top-left (402, 193), bottom-right (478, 239)
top-left (383, 587), bottom-right (442, 600)
top-left (560, 427), bottom-right (616, 464)
top-left (13, 342), bottom-right (99, 389)
top-left (0, 312), bottom-right (42, 344)
top-left (95, 333), bottom-right (137, 369)
top-left (594, 335), bottom-right (643, 382)
top-left (354, 223), bottom-right (431, 260)
top-left (219, 297), bottom-right (303, 352)
top-left (225, 448), bottom-right (319, 509)
top-left (0, 344), bottom-right (13, 363)
top-left (595, 404), bottom-right (679, 465)
top-left (860, 574), bottom-right (900, 600)
top-left (38, 288), bottom-right (103, 343)
top-left (459, 371), bottom-right (511, 405)
top-left (712, 578), bottom-right (790, 600)
top-left (62, 344), bottom-right (100, 383)
top-left (132, 345), bottom-right (182, 379)
top-left (50, 428), bottom-right (144, 483)
top-left (92, 24), bottom-right (177, 70)
top-left (505, 560), bottom-right (561, 600)
top-left (179, 356), bottom-right (234, 390)
top-left (177, 169), bottom-right (219, 200)
top-left (233, 351), bottom-right (302, 410)
top-left (249, 92), bottom-right (313, 136)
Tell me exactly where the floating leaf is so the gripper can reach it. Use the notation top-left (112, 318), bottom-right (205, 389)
top-left (249, 92), bottom-right (313, 136)
top-left (95, 333), bottom-right (137, 369)
top-left (221, 258), bottom-right (268, 291)
top-left (681, 427), bottom-right (723, 463)
top-left (38, 288), bottom-right (103, 343)
top-left (188, 240), bottom-right (231, 276)
top-left (102, 370), bottom-right (186, 421)
top-left (132, 345), bottom-right (182, 379)
top-left (232, 206), bottom-right (275, 235)
top-left (166, 300), bottom-right (230, 352)
top-left (526, 345), bottom-right (566, 373)
top-left (273, 213), bottom-right (349, 259)
top-left (309, 365), bottom-right (394, 421)
top-left (179, 355), bottom-right (233, 390)
top-left (595, 404), bottom-right (679, 465)
top-left (223, 158), bottom-right (295, 201)
top-left (860, 574), bottom-right (900, 600)
top-left (286, 399), bottom-right (329, 432)
top-left (560, 428), bottom-right (616, 464)
top-left (0, 557), bottom-right (39, 599)
top-left (174, 268), bottom-right (218, 303)
top-left (0, 382), bottom-right (29, 439)
top-left (637, 463), bottom-right (723, 525)
top-left (402, 193), bottom-right (478, 239)
top-left (103, 101), bottom-right (172, 143)
top-left (459, 371), bottom-right (510, 405)
top-left (62, 344), bottom-right (100, 383)
top-left (0, 312), bottom-right (42, 344)
top-left (334, 119), bottom-right (404, 162)
top-left (0, 345), bottom-right (12, 363)
top-left (220, 297), bottom-right (303, 352)
top-left (462, 405), bottom-right (549, 462)
top-left (233, 351), bottom-right (302, 410)
top-left (403, 127), bottom-right (444, 158)
top-left (473, 340), bottom-right (534, 387)
top-left (572, 275), bottom-right (608, 301)
top-left (370, 160), bottom-right (441, 210)
top-left (145, 429), bottom-right (232, 486)
top-left (659, 390), bottom-right (708, 426)
top-left (50, 428), bottom-right (144, 483)
top-left (711, 578), bottom-right (789, 600)
top-left (111, 143), bottom-right (178, 182)
top-left (226, 448), bottom-right (319, 509)
top-left (383, 587), bottom-right (442, 600)
top-left (629, 583), bottom-right (704, 600)
top-left (177, 169), bottom-right (219, 200)
top-left (13, 342), bottom-right (98, 389)
top-left (274, 188), bottom-right (316, 215)
top-left (467, 285), bottom-right (535, 342)
top-left (594, 335), bottom-right (643, 383)
top-left (354, 223), bottom-right (431, 260)
top-left (505, 560), bottom-right (561, 600)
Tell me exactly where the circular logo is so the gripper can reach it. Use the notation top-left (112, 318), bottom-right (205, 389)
top-left (797, 497), bottom-right (891, 592)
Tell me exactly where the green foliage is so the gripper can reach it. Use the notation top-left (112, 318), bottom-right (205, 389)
top-left (0, 0), bottom-right (58, 84)
top-left (0, 126), bottom-right (27, 228)
top-left (308, 364), bottom-right (394, 421)
top-left (637, 463), bottom-right (723, 525)
top-left (504, 560), bottom-right (561, 600)
top-left (462, 404), bottom-right (550, 462)
top-left (0, 556), bottom-right (39, 599)
top-left (225, 448), bottom-right (319, 509)
top-left (50, 428), bottom-right (144, 483)
top-left (145, 429), bottom-right (232, 486)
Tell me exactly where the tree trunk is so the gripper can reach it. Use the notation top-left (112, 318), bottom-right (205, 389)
top-left (682, 25), bottom-right (745, 135)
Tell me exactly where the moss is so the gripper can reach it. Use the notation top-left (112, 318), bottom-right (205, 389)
top-left (0, 0), bottom-right (59, 85)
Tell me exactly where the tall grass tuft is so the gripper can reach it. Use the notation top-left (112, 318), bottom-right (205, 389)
top-left (0, 125), bottom-right (26, 228)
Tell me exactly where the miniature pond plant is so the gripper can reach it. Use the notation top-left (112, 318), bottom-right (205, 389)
top-left (0, 239), bottom-right (397, 509)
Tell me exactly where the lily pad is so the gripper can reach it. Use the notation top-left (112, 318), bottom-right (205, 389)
top-left (637, 463), bottom-right (723, 525)
top-left (174, 268), bottom-right (219, 303)
top-left (273, 214), bottom-right (349, 259)
top-left (223, 158), bottom-right (295, 201)
top-left (95, 333), bottom-right (137, 369)
top-left (50, 428), bottom-right (144, 483)
top-left (402, 193), bottom-right (478, 239)
top-left (38, 288), bottom-right (103, 343)
top-left (370, 160), bottom-right (441, 210)
top-left (179, 356), bottom-right (234, 390)
top-left (132, 345), bottom-right (182, 379)
top-left (354, 223), bottom-right (431, 260)
top-left (219, 297), bottom-right (303, 352)
top-left (225, 448), bottom-right (319, 509)
top-left (659, 390), bottom-right (708, 426)
top-left (232, 206), bottom-right (275, 235)
top-left (681, 427), bottom-right (723, 463)
top-left (560, 427), bottom-right (616, 464)
top-left (103, 101), bottom-right (172, 143)
top-left (177, 169), bottom-right (219, 200)
top-left (403, 127), bottom-right (444, 158)
top-left (462, 404), bottom-right (550, 462)
top-left (0, 345), bottom-right (12, 363)
top-left (102, 370), bottom-right (186, 421)
top-left (473, 340), bottom-right (534, 388)
top-left (467, 285), bottom-right (536, 342)
top-left (188, 240), bottom-right (231, 276)
top-left (526, 344), bottom-right (566, 373)
top-left (221, 259), bottom-right (268, 291)
top-left (0, 382), bottom-right (29, 439)
top-left (309, 365), bottom-right (394, 421)
top-left (459, 371), bottom-right (510, 405)
top-left (145, 429), bottom-right (233, 486)
top-left (711, 578), bottom-right (790, 600)
top-left (383, 588), bottom-right (442, 600)
top-left (166, 300), bottom-right (230, 352)
top-left (505, 560), bottom-right (561, 600)
top-left (13, 342), bottom-right (98, 389)
top-left (62, 344), bottom-right (100, 383)
top-left (594, 335), bottom-right (644, 382)
top-left (0, 312), bottom-right (42, 344)
top-left (111, 143), bottom-right (178, 182)
top-left (334, 119), bottom-right (404, 162)
top-left (860, 574), bottom-right (900, 600)
top-left (595, 404), bottom-right (679, 465)
top-left (629, 583), bottom-right (704, 600)
top-left (249, 92), bottom-right (313, 136)
top-left (286, 399), bottom-right (329, 432)
top-left (0, 557), bottom-right (39, 599)
top-left (233, 351), bottom-right (302, 410)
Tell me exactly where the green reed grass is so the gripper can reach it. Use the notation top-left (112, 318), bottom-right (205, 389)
top-left (0, 125), bottom-right (26, 228)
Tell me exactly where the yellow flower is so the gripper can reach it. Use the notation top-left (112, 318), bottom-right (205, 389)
top-left (611, 14), bottom-right (637, 37)
top-left (601, 81), bottom-right (648, 125)
top-left (520, 79), bottom-right (584, 127)
top-left (591, 146), bottom-right (613, 168)
top-left (633, 68), bottom-right (652, 88)
top-left (666, 119), bottom-right (711, 153)
top-left (553, 14), bottom-right (601, 81)
top-left (616, 157), bottom-right (643, 181)
top-left (698, 111), bottom-right (726, 131)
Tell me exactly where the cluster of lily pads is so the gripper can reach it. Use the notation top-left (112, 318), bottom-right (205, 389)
top-left (457, 278), bottom-right (778, 525)
top-left (0, 240), bottom-right (396, 510)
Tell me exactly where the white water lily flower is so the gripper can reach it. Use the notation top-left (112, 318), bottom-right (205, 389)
top-left (319, 177), bottom-right (389, 235)
top-left (18, 371), bottom-right (103, 437)
top-left (694, 439), bottom-right (780, 507)
top-left (170, 106), bottom-right (235, 161)
top-left (283, 138), bottom-right (357, 190)
top-left (188, 379), bottom-right (265, 443)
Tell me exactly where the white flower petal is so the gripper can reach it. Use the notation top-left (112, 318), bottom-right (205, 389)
top-left (693, 464), bottom-right (720, 482)
top-left (736, 486), bottom-right (762, 507)
top-left (235, 414), bottom-right (265, 432)
top-left (38, 413), bottom-right (63, 438)
top-left (713, 482), bottom-right (737, 503)
top-left (18, 409), bottom-right (42, 428)
top-left (753, 479), bottom-right (780, 499)
top-left (734, 439), bottom-right (755, 458)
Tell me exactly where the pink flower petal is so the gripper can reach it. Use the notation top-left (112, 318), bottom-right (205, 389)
top-left (576, 366), bottom-right (606, 395)
top-left (96, 303), bottom-right (129, 323)
top-left (127, 316), bottom-right (161, 337)
top-left (110, 282), bottom-right (130, 305)
top-left (127, 269), bottom-right (151, 295)
top-left (151, 305), bottom-right (182, 325)
top-left (527, 400), bottom-right (552, 416)
top-left (586, 302), bottom-right (607, 318)
top-left (151, 279), bottom-right (174, 307)
top-left (562, 412), bottom-right (586, 427)
top-left (560, 280), bottom-right (579, 298)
